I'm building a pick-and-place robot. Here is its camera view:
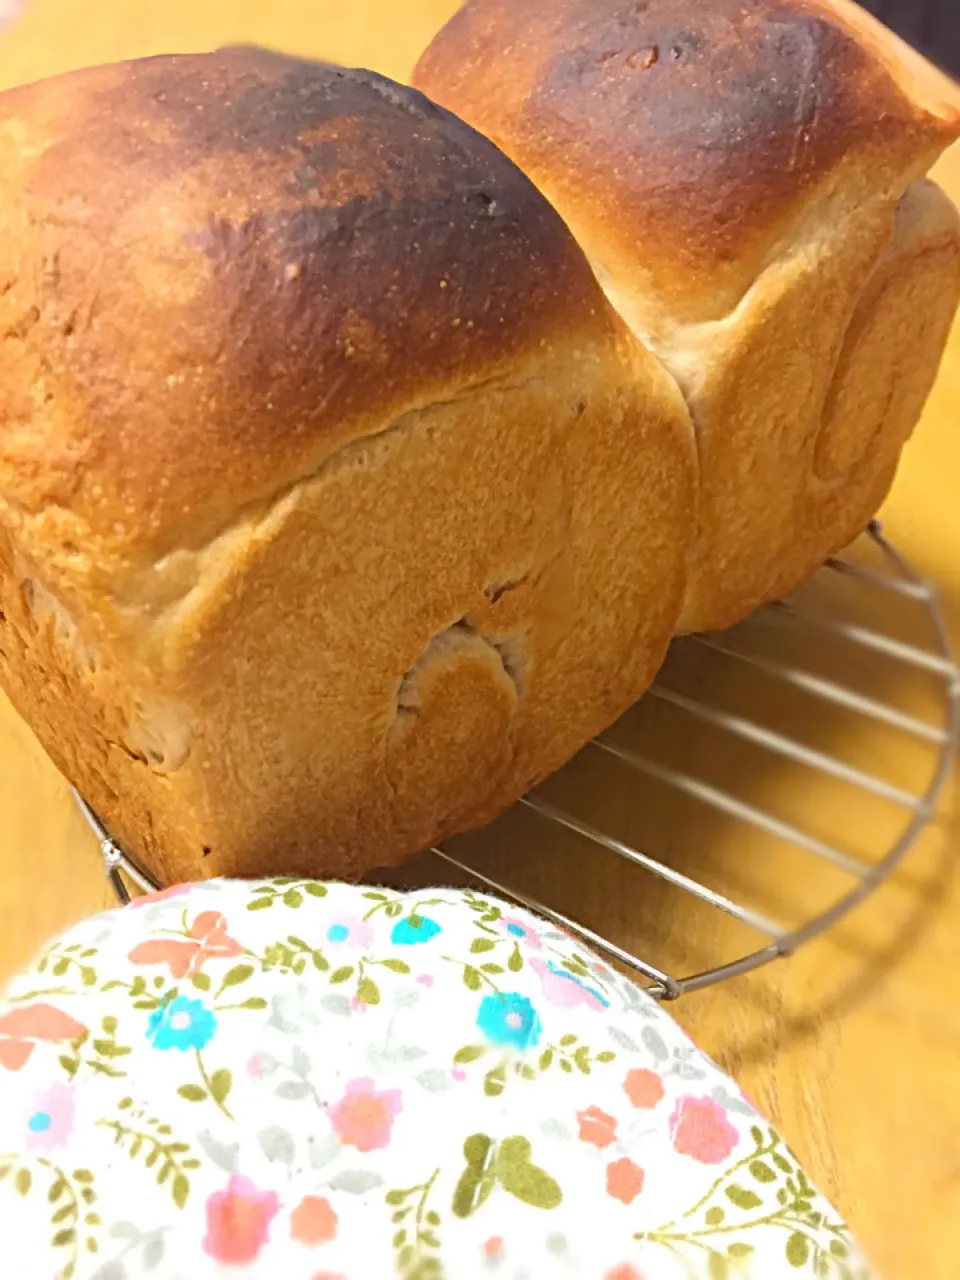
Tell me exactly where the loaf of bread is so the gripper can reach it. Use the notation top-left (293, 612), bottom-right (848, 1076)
top-left (414, 0), bottom-right (960, 632)
top-left (0, 48), bottom-right (697, 883)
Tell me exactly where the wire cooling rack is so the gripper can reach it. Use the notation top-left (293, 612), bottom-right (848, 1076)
top-left (75, 521), bottom-right (960, 1000)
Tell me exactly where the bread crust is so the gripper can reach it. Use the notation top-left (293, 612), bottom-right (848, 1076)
top-left (0, 49), bottom-right (697, 881)
top-left (415, 0), bottom-right (959, 319)
top-left (415, 0), bottom-right (960, 630)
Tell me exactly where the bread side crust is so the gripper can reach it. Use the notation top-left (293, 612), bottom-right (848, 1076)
top-left (0, 334), bottom-right (696, 881)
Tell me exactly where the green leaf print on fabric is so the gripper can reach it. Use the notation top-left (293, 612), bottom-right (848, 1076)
top-left (452, 1135), bottom-right (496, 1219)
top-left (450, 1029), bottom-right (617, 1098)
top-left (246, 880), bottom-right (328, 911)
top-left (96, 1101), bottom-right (199, 1210)
top-left (452, 1134), bottom-right (561, 1218)
top-left (216, 965), bottom-right (254, 997)
top-left (727, 1185), bottom-right (763, 1210)
top-left (1, 1157), bottom-right (102, 1278)
top-left (452, 1045), bottom-right (486, 1065)
top-left (175, 1052), bottom-right (234, 1119)
top-left (258, 939), bottom-right (328, 974)
top-left (708, 1252), bottom-right (731, 1279)
top-left (100, 975), bottom-right (166, 1012)
top-left (35, 944), bottom-right (98, 990)
top-left (496, 1137), bottom-right (562, 1210)
top-left (788, 1231), bottom-right (812, 1267)
top-left (41, 1160), bottom-right (100, 1278)
top-left (356, 976), bottom-right (381, 1006)
top-left (361, 892), bottom-right (405, 922)
top-left (638, 1126), bottom-right (860, 1279)
top-left (247, 933), bottom-right (398, 1011)
top-left (58, 1016), bottom-right (133, 1083)
top-left (385, 1169), bottom-right (442, 1280)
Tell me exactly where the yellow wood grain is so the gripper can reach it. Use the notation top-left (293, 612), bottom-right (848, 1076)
top-left (0, 4), bottom-right (958, 1276)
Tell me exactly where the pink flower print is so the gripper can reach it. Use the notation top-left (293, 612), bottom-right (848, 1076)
top-left (529, 957), bottom-right (608, 1011)
top-left (416, 974), bottom-right (435, 988)
top-left (670, 1095), bottom-right (740, 1165)
top-left (451, 1067), bottom-right (467, 1082)
top-left (500, 916), bottom-right (541, 949)
top-left (248, 1053), bottom-right (264, 1079)
top-left (483, 1233), bottom-right (506, 1264)
top-left (128, 910), bottom-right (242, 979)
top-left (0, 1004), bottom-right (87, 1072)
top-left (325, 917), bottom-right (374, 949)
top-left (624, 1069), bottom-right (665, 1110)
top-left (129, 883), bottom-right (192, 910)
top-left (203, 1175), bottom-right (280, 1265)
top-left (329, 1078), bottom-right (403, 1152)
top-left (606, 1158), bottom-right (645, 1205)
top-left (290, 1195), bottom-right (338, 1245)
top-left (577, 1106), bottom-right (618, 1150)
top-left (24, 1082), bottom-right (75, 1151)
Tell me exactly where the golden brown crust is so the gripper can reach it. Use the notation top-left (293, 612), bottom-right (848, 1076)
top-left (0, 49), bottom-right (698, 883)
top-left (415, 0), bottom-right (960, 316)
top-left (0, 47), bottom-right (612, 563)
top-left (416, 0), bottom-right (960, 633)
top-left (676, 179), bottom-right (960, 632)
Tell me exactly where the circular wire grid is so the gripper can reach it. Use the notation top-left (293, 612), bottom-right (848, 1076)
top-left (76, 522), bottom-right (960, 1000)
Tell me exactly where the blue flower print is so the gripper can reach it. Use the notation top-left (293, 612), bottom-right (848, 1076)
top-left (476, 992), bottom-right (543, 1050)
top-left (147, 996), bottom-right (216, 1052)
top-left (391, 915), bottom-right (442, 946)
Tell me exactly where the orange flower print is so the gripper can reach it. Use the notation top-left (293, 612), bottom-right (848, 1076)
top-left (623, 1068), bottom-right (665, 1110)
top-left (328, 1078), bottom-right (403, 1152)
top-left (203, 1174), bottom-right (280, 1265)
top-left (291, 1196), bottom-right (338, 1246)
top-left (190, 911), bottom-right (242, 955)
top-left (128, 910), bottom-right (242, 978)
top-left (577, 1105), bottom-right (618, 1149)
top-left (606, 1158), bottom-right (645, 1205)
top-left (606, 1266), bottom-right (645, 1280)
top-left (0, 1003), bottom-right (87, 1072)
top-left (669, 1095), bottom-right (739, 1165)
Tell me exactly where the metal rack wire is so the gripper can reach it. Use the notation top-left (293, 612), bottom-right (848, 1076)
top-left (76, 521), bottom-right (960, 1000)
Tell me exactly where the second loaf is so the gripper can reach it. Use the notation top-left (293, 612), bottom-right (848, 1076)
top-left (415, 0), bottom-right (960, 632)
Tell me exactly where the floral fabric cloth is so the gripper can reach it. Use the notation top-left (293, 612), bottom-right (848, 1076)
top-left (0, 878), bottom-right (871, 1279)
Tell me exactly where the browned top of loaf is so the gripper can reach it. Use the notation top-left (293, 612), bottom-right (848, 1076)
top-left (0, 47), bottom-right (610, 561)
top-left (414, 0), bottom-right (960, 309)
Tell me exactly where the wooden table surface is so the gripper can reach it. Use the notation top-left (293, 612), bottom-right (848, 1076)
top-left (0, 3), bottom-right (958, 1277)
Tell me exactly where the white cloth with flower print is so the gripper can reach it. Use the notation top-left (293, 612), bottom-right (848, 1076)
top-left (0, 879), bottom-right (871, 1280)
